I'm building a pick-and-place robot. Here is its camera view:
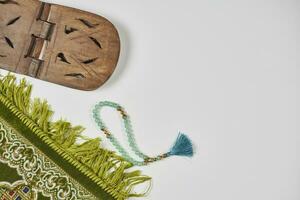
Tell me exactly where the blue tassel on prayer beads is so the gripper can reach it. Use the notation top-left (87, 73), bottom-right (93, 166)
top-left (167, 133), bottom-right (194, 157)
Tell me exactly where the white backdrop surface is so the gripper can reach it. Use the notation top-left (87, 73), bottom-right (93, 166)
top-left (2, 0), bottom-right (300, 199)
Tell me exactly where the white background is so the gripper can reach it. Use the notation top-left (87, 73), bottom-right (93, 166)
top-left (2, 0), bottom-right (300, 199)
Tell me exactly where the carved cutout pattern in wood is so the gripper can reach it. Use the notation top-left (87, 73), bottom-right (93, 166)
top-left (0, 0), bottom-right (120, 90)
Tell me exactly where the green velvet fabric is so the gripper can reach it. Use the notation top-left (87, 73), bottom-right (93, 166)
top-left (0, 162), bottom-right (21, 183)
top-left (0, 101), bottom-right (114, 200)
top-left (0, 163), bottom-right (50, 199)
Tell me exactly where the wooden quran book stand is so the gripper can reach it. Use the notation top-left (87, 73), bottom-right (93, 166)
top-left (0, 0), bottom-right (120, 90)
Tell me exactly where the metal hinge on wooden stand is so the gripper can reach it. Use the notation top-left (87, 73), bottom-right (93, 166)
top-left (0, 0), bottom-right (120, 90)
top-left (25, 3), bottom-right (56, 77)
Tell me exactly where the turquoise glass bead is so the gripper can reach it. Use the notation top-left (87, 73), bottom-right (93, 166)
top-left (92, 101), bottom-right (168, 166)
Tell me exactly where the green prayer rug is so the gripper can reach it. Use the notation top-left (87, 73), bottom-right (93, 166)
top-left (0, 74), bottom-right (151, 200)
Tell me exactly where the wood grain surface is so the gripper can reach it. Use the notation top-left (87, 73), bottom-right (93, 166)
top-left (0, 0), bottom-right (120, 90)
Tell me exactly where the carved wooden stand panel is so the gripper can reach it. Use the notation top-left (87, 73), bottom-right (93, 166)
top-left (0, 0), bottom-right (120, 90)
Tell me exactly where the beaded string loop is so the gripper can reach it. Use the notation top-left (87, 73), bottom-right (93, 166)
top-left (92, 101), bottom-right (168, 166)
top-left (93, 101), bottom-right (194, 166)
